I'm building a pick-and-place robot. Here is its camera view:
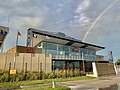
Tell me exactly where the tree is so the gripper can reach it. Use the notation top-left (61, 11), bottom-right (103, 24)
top-left (115, 59), bottom-right (120, 65)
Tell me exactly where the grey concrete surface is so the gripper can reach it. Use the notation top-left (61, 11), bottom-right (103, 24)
top-left (57, 75), bottom-right (120, 90)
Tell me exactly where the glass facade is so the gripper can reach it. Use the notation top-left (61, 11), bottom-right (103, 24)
top-left (53, 61), bottom-right (65, 70)
top-left (52, 60), bottom-right (80, 70)
top-left (38, 41), bottom-right (96, 61)
top-left (52, 60), bottom-right (93, 72)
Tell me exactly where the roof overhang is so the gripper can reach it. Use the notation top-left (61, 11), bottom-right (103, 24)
top-left (28, 28), bottom-right (105, 51)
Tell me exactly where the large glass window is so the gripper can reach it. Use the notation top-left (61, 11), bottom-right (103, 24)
top-left (41, 41), bottom-right (96, 61)
top-left (53, 61), bottom-right (65, 70)
top-left (70, 61), bottom-right (80, 69)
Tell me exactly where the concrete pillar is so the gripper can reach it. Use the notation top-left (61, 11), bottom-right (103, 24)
top-left (92, 62), bottom-right (98, 77)
top-left (114, 64), bottom-right (117, 75)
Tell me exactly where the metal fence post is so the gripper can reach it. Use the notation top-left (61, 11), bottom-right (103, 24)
top-left (40, 62), bottom-right (42, 80)
top-left (30, 54), bottom-right (32, 72)
top-left (38, 56), bottom-right (40, 72)
top-left (22, 54), bottom-right (24, 72)
top-left (73, 63), bottom-right (75, 77)
top-left (4, 53), bottom-right (7, 70)
top-left (65, 61), bottom-right (67, 77)
top-left (25, 63), bottom-right (27, 80)
top-left (8, 63), bottom-right (11, 82)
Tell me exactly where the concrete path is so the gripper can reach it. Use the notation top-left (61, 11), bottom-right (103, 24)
top-left (57, 75), bottom-right (120, 90)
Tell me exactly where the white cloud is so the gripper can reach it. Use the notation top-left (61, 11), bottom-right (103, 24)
top-left (12, 17), bottom-right (44, 27)
top-left (78, 13), bottom-right (90, 23)
top-left (56, 8), bottom-right (63, 12)
top-left (76, 0), bottom-right (91, 13)
top-left (74, 0), bottom-right (91, 27)
top-left (58, 4), bottom-right (63, 7)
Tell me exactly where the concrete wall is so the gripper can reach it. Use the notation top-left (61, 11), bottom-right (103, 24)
top-left (0, 53), bottom-right (52, 72)
top-left (93, 62), bottom-right (116, 77)
top-left (5, 46), bottom-right (42, 54)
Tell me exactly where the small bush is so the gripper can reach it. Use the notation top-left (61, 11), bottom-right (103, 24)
top-left (0, 70), bottom-right (7, 76)
top-left (0, 73), bottom-right (9, 82)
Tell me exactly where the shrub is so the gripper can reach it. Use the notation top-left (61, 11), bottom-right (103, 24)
top-left (0, 69), bottom-right (86, 82)
top-left (0, 70), bottom-right (7, 76)
top-left (0, 73), bottom-right (9, 82)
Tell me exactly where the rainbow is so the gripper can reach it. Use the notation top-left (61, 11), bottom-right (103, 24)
top-left (82, 0), bottom-right (119, 42)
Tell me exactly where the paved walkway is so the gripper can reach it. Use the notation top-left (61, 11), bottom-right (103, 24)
top-left (57, 75), bottom-right (120, 90)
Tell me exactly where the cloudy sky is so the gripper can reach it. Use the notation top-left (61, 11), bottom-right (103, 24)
top-left (0, 0), bottom-right (120, 61)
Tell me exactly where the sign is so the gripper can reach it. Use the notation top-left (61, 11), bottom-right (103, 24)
top-left (10, 70), bottom-right (16, 74)
top-left (52, 80), bottom-right (56, 89)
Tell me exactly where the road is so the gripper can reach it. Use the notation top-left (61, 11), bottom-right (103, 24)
top-left (57, 75), bottom-right (120, 90)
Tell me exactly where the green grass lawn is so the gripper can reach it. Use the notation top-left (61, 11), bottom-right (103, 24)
top-left (17, 86), bottom-right (70, 90)
top-left (0, 76), bottom-right (94, 88)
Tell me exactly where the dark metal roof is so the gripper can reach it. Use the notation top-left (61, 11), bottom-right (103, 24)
top-left (0, 26), bottom-right (9, 48)
top-left (28, 28), bottom-right (105, 50)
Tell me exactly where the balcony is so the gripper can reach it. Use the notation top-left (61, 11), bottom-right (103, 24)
top-left (52, 54), bottom-right (96, 61)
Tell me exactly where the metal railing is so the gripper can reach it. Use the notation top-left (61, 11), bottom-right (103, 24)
top-left (52, 54), bottom-right (98, 61)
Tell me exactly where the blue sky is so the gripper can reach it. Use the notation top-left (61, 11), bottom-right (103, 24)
top-left (0, 0), bottom-right (120, 62)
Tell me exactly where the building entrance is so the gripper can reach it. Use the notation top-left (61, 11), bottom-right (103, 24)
top-left (52, 60), bottom-right (93, 73)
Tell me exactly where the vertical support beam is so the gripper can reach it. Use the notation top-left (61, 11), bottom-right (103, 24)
top-left (13, 53), bottom-right (16, 69)
top-left (65, 61), bottom-right (67, 77)
top-left (114, 64), bottom-right (117, 75)
top-left (57, 44), bottom-right (59, 58)
top-left (87, 49), bottom-right (89, 60)
top-left (83, 59), bottom-right (85, 74)
top-left (92, 62), bottom-right (98, 77)
top-left (79, 61), bottom-right (81, 75)
top-left (27, 30), bottom-right (33, 47)
top-left (82, 53), bottom-right (85, 74)
top-left (69, 46), bottom-right (70, 59)
top-left (44, 39), bottom-right (47, 73)
top-left (32, 32), bottom-right (33, 47)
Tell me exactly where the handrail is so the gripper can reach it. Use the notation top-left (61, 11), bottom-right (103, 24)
top-left (52, 54), bottom-right (103, 61)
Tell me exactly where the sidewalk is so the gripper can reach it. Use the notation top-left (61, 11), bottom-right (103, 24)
top-left (57, 75), bottom-right (120, 90)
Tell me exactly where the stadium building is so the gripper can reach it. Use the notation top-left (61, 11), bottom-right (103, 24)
top-left (0, 26), bottom-right (9, 51)
top-left (26, 28), bottom-right (106, 72)
top-left (2, 28), bottom-right (116, 76)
